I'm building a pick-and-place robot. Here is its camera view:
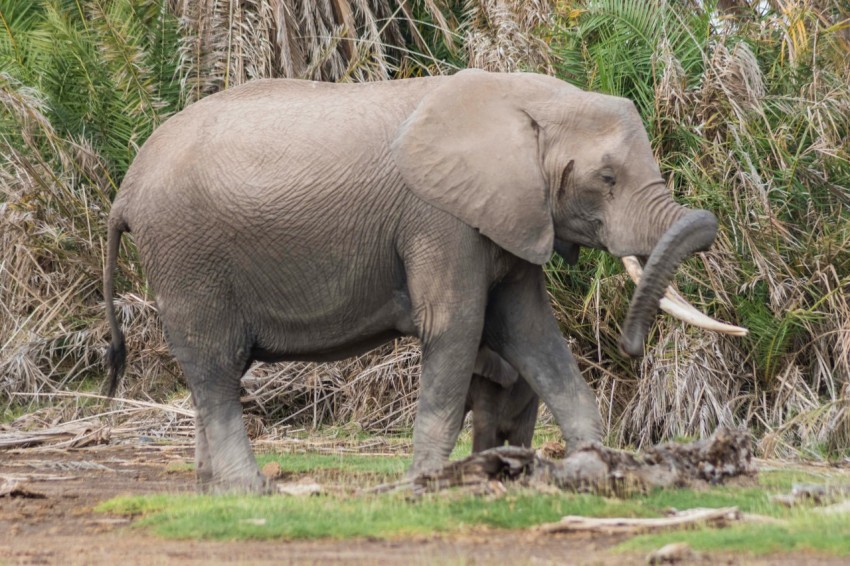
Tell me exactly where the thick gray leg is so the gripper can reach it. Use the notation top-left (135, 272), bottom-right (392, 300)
top-left (194, 415), bottom-right (214, 490)
top-left (470, 380), bottom-right (500, 452)
top-left (405, 250), bottom-right (489, 474)
top-left (505, 380), bottom-right (538, 448)
top-left (410, 317), bottom-right (484, 474)
top-left (401, 227), bottom-right (494, 474)
top-left (163, 322), bottom-right (266, 493)
top-left (485, 264), bottom-right (602, 451)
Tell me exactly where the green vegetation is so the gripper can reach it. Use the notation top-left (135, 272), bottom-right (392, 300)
top-left (99, 490), bottom-right (656, 541)
top-left (620, 515), bottom-right (850, 556)
top-left (256, 452), bottom-right (410, 481)
top-left (1, 1), bottom-right (848, 460)
top-left (98, 450), bottom-right (850, 557)
top-left (620, 469), bottom-right (850, 555)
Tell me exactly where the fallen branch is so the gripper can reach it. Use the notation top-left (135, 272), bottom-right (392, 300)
top-left (536, 507), bottom-right (740, 535)
top-left (771, 483), bottom-right (850, 507)
top-left (0, 423), bottom-right (110, 450)
top-left (0, 478), bottom-right (46, 499)
top-left (1, 474), bottom-right (78, 482)
top-left (404, 427), bottom-right (755, 496)
top-left (10, 391), bottom-right (195, 417)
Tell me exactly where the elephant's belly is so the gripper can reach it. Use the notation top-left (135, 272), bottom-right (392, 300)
top-left (248, 289), bottom-right (417, 364)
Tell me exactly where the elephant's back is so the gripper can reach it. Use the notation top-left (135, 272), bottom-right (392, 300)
top-left (139, 76), bottom-right (438, 167)
top-left (116, 77), bottom-right (439, 226)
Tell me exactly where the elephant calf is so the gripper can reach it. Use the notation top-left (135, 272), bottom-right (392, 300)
top-left (467, 346), bottom-right (538, 452)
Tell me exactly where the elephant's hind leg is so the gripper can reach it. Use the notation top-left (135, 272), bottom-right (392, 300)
top-left (178, 347), bottom-right (266, 493)
top-left (161, 313), bottom-right (265, 493)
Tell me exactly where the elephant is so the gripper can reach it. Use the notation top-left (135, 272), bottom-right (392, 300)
top-left (104, 69), bottom-right (743, 493)
top-left (467, 346), bottom-right (538, 452)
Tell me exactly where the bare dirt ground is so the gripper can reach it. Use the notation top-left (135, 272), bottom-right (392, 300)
top-left (0, 442), bottom-right (845, 566)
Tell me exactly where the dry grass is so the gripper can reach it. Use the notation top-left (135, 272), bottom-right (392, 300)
top-left (243, 339), bottom-right (422, 433)
top-left (463, 0), bottom-right (556, 72)
top-left (170, 0), bottom-right (460, 97)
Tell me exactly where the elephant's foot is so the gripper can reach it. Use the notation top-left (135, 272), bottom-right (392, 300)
top-left (196, 470), bottom-right (271, 494)
top-left (195, 453), bottom-right (214, 487)
top-left (406, 451), bottom-right (452, 479)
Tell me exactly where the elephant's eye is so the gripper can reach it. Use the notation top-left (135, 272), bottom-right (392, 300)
top-left (601, 172), bottom-right (616, 186)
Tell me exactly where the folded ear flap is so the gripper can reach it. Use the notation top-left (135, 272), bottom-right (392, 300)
top-left (391, 69), bottom-right (554, 265)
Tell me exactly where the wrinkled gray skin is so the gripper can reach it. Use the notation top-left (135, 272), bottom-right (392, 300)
top-left (467, 346), bottom-right (538, 452)
top-left (466, 243), bottom-right (580, 453)
top-left (104, 70), bottom-right (719, 493)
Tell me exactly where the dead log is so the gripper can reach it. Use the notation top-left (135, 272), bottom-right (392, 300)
top-left (0, 478), bottom-right (46, 499)
top-left (536, 507), bottom-right (741, 535)
top-left (0, 423), bottom-right (110, 450)
top-left (533, 426), bottom-right (756, 494)
top-left (770, 483), bottom-right (850, 507)
top-left (408, 427), bottom-right (755, 496)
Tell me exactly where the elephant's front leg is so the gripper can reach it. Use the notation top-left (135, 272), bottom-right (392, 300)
top-left (485, 264), bottom-right (603, 450)
top-left (410, 309), bottom-right (484, 474)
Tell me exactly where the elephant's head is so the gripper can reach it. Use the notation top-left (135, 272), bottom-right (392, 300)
top-left (392, 69), bottom-right (744, 356)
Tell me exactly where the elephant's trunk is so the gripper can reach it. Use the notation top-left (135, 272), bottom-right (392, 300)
top-left (618, 209), bottom-right (718, 357)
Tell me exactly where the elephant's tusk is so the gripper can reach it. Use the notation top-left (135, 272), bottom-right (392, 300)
top-left (621, 256), bottom-right (749, 337)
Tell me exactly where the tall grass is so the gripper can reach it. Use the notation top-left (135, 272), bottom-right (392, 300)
top-left (547, 0), bottom-right (850, 456)
top-left (1, 0), bottom-right (848, 459)
top-left (0, 0), bottom-right (180, 407)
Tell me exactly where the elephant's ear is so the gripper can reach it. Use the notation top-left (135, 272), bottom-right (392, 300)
top-left (391, 69), bottom-right (554, 265)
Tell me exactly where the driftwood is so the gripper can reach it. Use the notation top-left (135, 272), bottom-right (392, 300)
top-left (536, 507), bottom-right (741, 535)
top-left (0, 423), bottom-right (111, 450)
top-left (405, 427), bottom-right (755, 496)
top-left (770, 483), bottom-right (850, 507)
top-left (277, 482), bottom-right (323, 497)
top-left (0, 477), bottom-right (46, 499)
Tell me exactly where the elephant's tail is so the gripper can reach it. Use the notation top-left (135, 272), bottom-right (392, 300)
top-left (104, 215), bottom-right (128, 398)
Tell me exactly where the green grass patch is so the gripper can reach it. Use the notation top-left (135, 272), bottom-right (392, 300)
top-left (98, 490), bottom-right (656, 541)
top-left (255, 452), bottom-right (410, 483)
top-left (618, 513), bottom-right (850, 556)
top-left (1, 405), bottom-right (30, 423)
top-left (97, 450), bottom-right (850, 556)
top-left (617, 471), bottom-right (850, 556)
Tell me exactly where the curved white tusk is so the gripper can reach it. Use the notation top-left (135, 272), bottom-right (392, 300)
top-left (621, 256), bottom-right (749, 337)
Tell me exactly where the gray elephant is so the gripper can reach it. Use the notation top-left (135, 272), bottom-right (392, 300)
top-left (463, 244), bottom-right (587, 452)
top-left (105, 69), bottom-right (739, 493)
top-left (467, 346), bottom-right (538, 452)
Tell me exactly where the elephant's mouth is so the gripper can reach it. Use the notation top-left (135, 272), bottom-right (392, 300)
top-left (620, 256), bottom-right (748, 336)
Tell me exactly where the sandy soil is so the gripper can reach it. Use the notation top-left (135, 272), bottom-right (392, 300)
top-left (0, 442), bottom-right (845, 565)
